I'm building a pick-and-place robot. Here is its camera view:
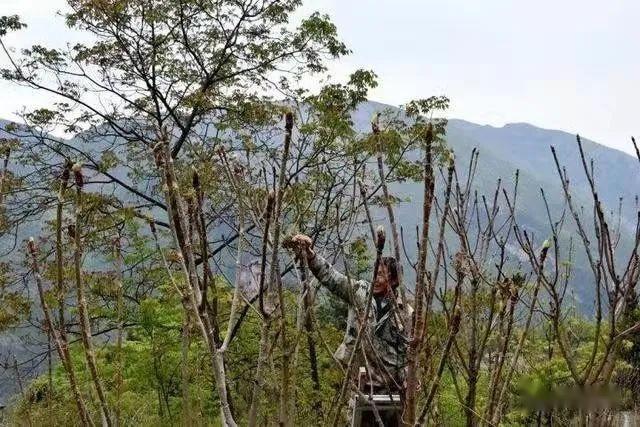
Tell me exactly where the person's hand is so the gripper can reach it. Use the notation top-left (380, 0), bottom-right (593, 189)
top-left (283, 234), bottom-right (315, 260)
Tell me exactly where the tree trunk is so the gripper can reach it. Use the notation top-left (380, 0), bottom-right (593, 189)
top-left (28, 237), bottom-right (94, 427)
top-left (114, 238), bottom-right (125, 427)
top-left (72, 174), bottom-right (112, 427)
top-left (403, 124), bottom-right (435, 425)
top-left (372, 115), bottom-right (407, 312)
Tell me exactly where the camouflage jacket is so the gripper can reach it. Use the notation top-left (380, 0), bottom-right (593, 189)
top-left (308, 253), bottom-right (409, 385)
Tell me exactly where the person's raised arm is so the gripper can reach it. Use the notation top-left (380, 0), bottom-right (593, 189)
top-left (285, 234), bottom-right (358, 305)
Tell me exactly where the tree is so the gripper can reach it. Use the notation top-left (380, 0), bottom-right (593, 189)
top-left (0, 1), bottom-right (351, 425)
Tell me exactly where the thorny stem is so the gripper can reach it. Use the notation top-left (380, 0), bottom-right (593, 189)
top-left (404, 124), bottom-right (435, 425)
top-left (372, 113), bottom-right (408, 315)
top-left (72, 164), bottom-right (112, 427)
top-left (153, 134), bottom-right (237, 427)
top-left (248, 112), bottom-right (294, 426)
top-left (28, 237), bottom-right (94, 427)
top-left (114, 237), bottom-right (125, 427)
top-left (330, 226), bottom-right (386, 426)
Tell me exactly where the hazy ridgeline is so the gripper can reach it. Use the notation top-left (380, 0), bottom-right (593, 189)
top-left (0, 1), bottom-right (639, 426)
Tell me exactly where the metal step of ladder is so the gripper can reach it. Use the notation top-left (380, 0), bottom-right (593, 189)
top-left (351, 367), bottom-right (402, 427)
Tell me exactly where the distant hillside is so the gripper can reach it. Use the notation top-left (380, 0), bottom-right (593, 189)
top-left (350, 101), bottom-right (639, 310)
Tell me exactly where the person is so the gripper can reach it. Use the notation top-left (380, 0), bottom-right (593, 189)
top-left (287, 233), bottom-right (409, 392)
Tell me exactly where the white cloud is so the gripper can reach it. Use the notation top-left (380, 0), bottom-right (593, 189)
top-left (1, 0), bottom-right (639, 152)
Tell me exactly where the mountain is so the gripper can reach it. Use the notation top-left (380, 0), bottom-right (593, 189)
top-left (350, 101), bottom-right (639, 310)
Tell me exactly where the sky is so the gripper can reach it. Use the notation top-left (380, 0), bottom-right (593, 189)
top-left (1, 0), bottom-right (639, 153)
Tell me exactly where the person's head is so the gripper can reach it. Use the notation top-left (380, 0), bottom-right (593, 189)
top-left (373, 256), bottom-right (400, 297)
